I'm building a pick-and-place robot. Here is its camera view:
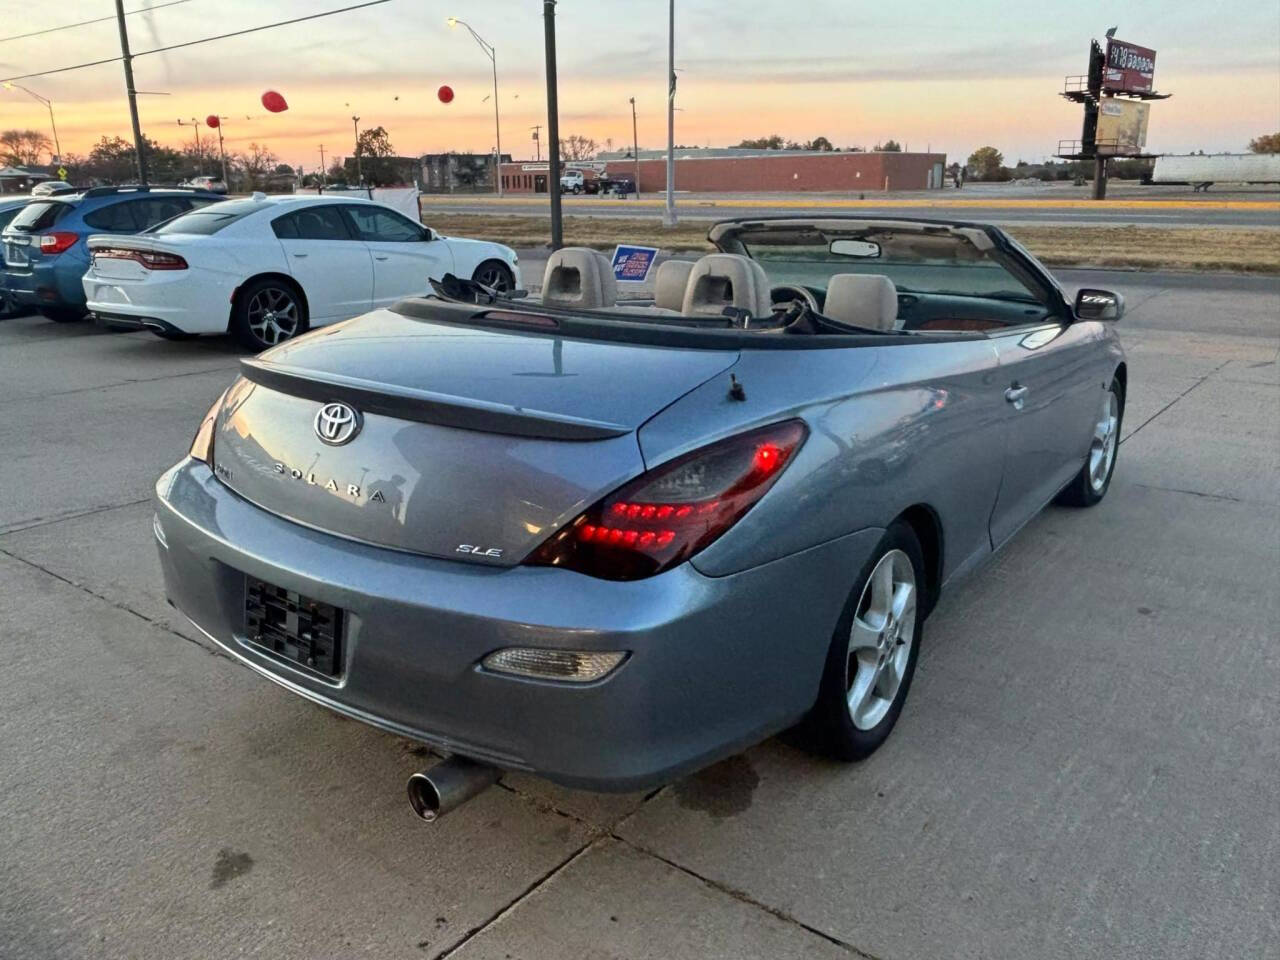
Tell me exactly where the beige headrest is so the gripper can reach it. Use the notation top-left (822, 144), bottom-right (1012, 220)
top-left (542, 247), bottom-right (617, 308)
top-left (824, 274), bottom-right (899, 331)
top-left (654, 259), bottom-right (694, 312)
top-left (681, 254), bottom-right (772, 317)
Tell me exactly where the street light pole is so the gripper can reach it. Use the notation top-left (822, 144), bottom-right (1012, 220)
top-left (352, 115), bottom-right (362, 185)
top-left (447, 18), bottom-right (504, 198)
top-left (177, 118), bottom-right (203, 174)
top-left (319, 144), bottom-right (327, 190)
top-left (542, 0), bottom-right (563, 250)
top-left (629, 97), bottom-right (641, 199)
top-left (663, 0), bottom-right (677, 226)
top-left (113, 0), bottom-right (148, 184)
top-left (2, 83), bottom-right (61, 163)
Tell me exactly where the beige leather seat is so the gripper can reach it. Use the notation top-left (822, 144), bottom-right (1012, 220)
top-left (823, 274), bottom-right (900, 331)
top-left (541, 247), bottom-right (617, 308)
top-left (681, 254), bottom-right (771, 317)
top-left (653, 259), bottom-right (694, 312)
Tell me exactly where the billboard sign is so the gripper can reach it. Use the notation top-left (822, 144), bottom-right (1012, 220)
top-left (1095, 97), bottom-right (1150, 155)
top-left (611, 244), bottom-right (659, 283)
top-left (1103, 39), bottom-right (1156, 94)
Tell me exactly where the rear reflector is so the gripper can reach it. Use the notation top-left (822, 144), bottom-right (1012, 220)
top-left (525, 419), bottom-right (807, 580)
top-left (40, 232), bottom-right (78, 255)
top-left (481, 647), bottom-right (626, 682)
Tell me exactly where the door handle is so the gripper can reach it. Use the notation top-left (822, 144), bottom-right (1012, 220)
top-left (1004, 385), bottom-right (1029, 409)
top-left (291, 252), bottom-right (308, 258)
top-left (374, 255), bottom-right (389, 261)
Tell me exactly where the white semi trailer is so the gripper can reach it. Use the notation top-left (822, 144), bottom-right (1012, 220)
top-left (1152, 153), bottom-right (1280, 190)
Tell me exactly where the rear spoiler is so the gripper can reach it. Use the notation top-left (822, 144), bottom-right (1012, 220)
top-left (239, 358), bottom-right (631, 441)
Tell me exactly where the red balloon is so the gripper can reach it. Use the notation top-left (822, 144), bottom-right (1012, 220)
top-left (261, 90), bottom-right (288, 113)
top-left (437, 85), bottom-right (454, 104)
top-left (205, 114), bottom-right (220, 129)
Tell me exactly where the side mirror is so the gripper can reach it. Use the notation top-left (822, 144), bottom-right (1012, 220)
top-left (1075, 288), bottom-right (1124, 322)
top-left (422, 227), bottom-right (437, 241)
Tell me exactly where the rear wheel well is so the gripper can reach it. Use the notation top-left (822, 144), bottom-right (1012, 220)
top-left (229, 273), bottom-right (308, 331)
top-left (1113, 362), bottom-right (1127, 404)
top-left (896, 504), bottom-right (943, 616)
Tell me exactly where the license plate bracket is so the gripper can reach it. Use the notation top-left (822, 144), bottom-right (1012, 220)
top-left (244, 576), bottom-right (344, 677)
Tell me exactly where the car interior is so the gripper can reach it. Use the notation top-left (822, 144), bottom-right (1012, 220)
top-left (525, 238), bottom-right (1059, 337)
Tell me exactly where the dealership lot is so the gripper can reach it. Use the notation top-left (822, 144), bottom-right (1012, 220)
top-left (1, 269), bottom-right (1276, 959)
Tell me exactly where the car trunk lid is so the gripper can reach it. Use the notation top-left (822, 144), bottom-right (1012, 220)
top-left (211, 306), bottom-right (739, 564)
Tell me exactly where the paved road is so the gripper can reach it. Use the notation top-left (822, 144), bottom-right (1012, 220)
top-left (1, 272), bottom-right (1277, 960)
top-left (423, 194), bottom-right (1280, 229)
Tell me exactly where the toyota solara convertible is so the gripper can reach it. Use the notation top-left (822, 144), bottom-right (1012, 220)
top-left (154, 216), bottom-right (1126, 819)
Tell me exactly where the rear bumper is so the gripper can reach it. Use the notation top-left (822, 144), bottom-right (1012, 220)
top-left (5, 255), bottom-right (87, 309)
top-left (155, 459), bottom-right (880, 791)
top-left (83, 269), bottom-right (235, 335)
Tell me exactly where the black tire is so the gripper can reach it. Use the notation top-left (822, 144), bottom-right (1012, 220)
top-left (1056, 376), bottom-right (1124, 507)
top-left (45, 306), bottom-right (86, 323)
top-left (571, 185), bottom-right (582, 195)
top-left (230, 278), bottom-right (308, 352)
top-left (471, 260), bottom-right (515, 296)
top-left (810, 521), bottom-right (926, 761)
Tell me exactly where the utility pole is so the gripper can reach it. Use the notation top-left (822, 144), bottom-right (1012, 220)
top-left (531, 125), bottom-right (541, 162)
top-left (319, 144), bottom-right (327, 190)
top-left (352, 115), bottom-right (362, 185)
top-left (543, 0), bottom-right (563, 250)
top-left (114, 0), bottom-right (147, 184)
top-left (663, 0), bottom-right (676, 226)
top-left (212, 118), bottom-right (227, 188)
top-left (629, 97), bottom-right (641, 199)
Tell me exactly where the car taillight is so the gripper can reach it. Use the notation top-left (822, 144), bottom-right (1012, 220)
top-left (40, 232), bottom-right (78, 255)
top-left (189, 390), bottom-right (226, 464)
top-left (92, 247), bottom-right (188, 270)
top-left (526, 419), bottom-right (807, 581)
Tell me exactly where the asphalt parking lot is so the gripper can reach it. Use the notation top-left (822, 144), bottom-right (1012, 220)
top-left (1, 268), bottom-right (1277, 960)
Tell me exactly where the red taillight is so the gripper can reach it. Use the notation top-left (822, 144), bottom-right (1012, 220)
top-left (526, 419), bottom-right (807, 580)
top-left (40, 232), bottom-right (78, 255)
top-left (92, 247), bottom-right (188, 270)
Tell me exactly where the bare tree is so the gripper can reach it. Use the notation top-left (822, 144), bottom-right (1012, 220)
top-left (559, 134), bottom-right (599, 161)
top-left (0, 129), bottom-right (52, 166)
top-left (233, 143), bottom-right (280, 190)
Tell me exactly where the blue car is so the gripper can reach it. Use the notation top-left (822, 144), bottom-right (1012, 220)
top-left (1, 186), bottom-right (219, 323)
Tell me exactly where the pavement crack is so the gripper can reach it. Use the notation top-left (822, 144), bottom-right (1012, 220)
top-left (0, 497), bottom-right (151, 537)
top-left (0, 363), bottom-right (238, 407)
top-left (432, 838), bottom-right (602, 959)
top-left (611, 835), bottom-right (884, 959)
top-left (0, 546), bottom-right (232, 663)
top-left (1132, 482), bottom-right (1262, 505)
top-left (1120, 356), bottom-right (1232, 444)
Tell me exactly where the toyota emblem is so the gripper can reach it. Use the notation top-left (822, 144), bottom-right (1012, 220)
top-left (314, 401), bottom-right (362, 446)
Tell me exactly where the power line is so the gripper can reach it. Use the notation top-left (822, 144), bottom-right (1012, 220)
top-left (0, 0), bottom-right (393, 85)
top-left (0, 0), bottom-right (193, 45)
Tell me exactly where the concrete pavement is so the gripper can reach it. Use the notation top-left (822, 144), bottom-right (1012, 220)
top-left (1, 269), bottom-right (1277, 959)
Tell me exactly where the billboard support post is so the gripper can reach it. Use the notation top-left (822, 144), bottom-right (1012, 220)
top-left (1092, 156), bottom-right (1107, 200)
top-left (1056, 33), bottom-right (1168, 201)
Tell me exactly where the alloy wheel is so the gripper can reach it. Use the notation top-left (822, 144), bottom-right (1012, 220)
top-left (846, 549), bottom-right (917, 731)
top-left (1088, 391), bottom-right (1119, 492)
top-left (474, 264), bottom-right (513, 293)
top-left (246, 287), bottom-right (300, 346)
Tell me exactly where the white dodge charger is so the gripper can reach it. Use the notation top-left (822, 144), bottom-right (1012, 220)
top-left (82, 194), bottom-right (521, 349)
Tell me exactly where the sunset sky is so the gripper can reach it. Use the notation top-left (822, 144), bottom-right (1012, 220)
top-left (1, 0), bottom-right (1277, 171)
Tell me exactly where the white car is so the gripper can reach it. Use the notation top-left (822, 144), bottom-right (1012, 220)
top-left (81, 194), bottom-right (521, 349)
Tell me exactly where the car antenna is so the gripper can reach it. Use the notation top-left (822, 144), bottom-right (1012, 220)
top-left (728, 374), bottom-right (747, 402)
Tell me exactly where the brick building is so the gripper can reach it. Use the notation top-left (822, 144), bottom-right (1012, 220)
top-left (498, 150), bottom-right (947, 194)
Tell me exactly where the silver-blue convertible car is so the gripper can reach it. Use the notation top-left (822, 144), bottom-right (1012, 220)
top-left (155, 216), bottom-right (1126, 819)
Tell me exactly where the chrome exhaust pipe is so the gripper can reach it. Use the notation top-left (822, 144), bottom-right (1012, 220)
top-left (407, 756), bottom-right (500, 822)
